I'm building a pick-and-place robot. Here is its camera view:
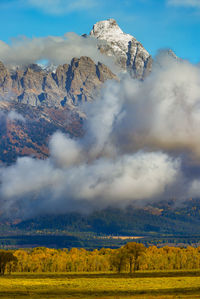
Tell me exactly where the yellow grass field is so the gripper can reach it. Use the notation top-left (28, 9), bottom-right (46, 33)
top-left (0, 272), bottom-right (200, 298)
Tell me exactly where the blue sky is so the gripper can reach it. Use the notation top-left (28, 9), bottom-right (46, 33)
top-left (0, 0), bottom-right (200, 63)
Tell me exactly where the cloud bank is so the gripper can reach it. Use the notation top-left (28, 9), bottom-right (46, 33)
top-left (1, 53), bottom-right (200, 218)
top-left (112, 56), bottom-right (200, 158)
top-left (0, 33), bottom-right (116, 72)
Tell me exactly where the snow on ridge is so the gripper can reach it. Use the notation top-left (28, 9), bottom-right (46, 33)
top-left (90, 19), bottom-right (150, 62)
top-left (90, 19), bottom-right (134, 52)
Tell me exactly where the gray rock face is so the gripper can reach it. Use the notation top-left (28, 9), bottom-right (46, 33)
top-left (66, 57), bottom-right (117, 105)
top-left (0, 61), bottom-right (12, 92)
top-left (0, 57), bottom-right (116, 107)
top-left (90, 19), bottom-right (152, 79)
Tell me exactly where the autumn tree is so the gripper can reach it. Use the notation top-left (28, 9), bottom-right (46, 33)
top-left (2, 245), bottom-right (200, 274)
top-left (123, 242), bottom-right (146, 273)
top-left (0, 251), bottom-right (18, 275)
top-left (110, 248), bottom-right (126, 273)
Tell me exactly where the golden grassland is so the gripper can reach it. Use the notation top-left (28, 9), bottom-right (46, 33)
top-left (0, 271), bottom-right (200, 298)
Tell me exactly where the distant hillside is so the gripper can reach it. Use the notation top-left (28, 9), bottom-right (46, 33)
top-left (12, 198), bottom-right (200, 236)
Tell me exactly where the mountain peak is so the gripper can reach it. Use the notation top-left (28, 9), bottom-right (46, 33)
top-left (90, 18), bottom-right (134, 44)
top-left (90, 19), bottom-right (152, 79)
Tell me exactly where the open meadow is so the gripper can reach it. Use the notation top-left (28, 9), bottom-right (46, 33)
top-left (0, 271), bottom-right (200, 298)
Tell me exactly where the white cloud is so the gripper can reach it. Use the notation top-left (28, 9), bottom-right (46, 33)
top-left (0, 151), bottom-right (180, 216)
top-left (110, 55), bottom-right (200, 159)
top-left (167, 0), bottom-right (200, 8)
top-left (49, 132), bottom-right (82, 168)
top-left (0, 33), bottom-right (116, 72)
top-left (7, 111), bottom-right (26, 122)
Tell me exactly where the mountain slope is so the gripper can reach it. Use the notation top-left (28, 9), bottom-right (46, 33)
top-left (0, 101), bottom-right (83, 164)
top-left (12, 198), bottom-right (200, 236)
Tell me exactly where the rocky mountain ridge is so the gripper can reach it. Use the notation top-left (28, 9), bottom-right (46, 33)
top-left (0, 56), bottom-right (116, 108)
top-left (0, 19), bottom-right (152, 163)
top-left (0, 19), bottom-right (151, 108)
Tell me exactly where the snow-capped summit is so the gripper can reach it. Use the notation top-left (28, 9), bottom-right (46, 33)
top-left (90, 18), bottom-right (135, 48)
top-left (90, 19), bottom-right (152, 78)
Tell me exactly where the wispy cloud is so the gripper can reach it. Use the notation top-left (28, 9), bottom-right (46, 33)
top-left (167, 0), bottom-right (200, 8)
top-left (0, 33), bottom-right (116, 72)
top-left (27, 0), bottom-right (99, 15)
top-left (7, 111), bottom-right (26, 123)
top-left (0, 0), bottom-right (99, 15)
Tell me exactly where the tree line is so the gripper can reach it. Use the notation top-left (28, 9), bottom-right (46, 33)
top-left (1, 242), bottom-right (200, 274)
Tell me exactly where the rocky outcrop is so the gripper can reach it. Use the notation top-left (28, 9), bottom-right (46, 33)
top-left (66, 57), bottom-right (116, 104)
top-left (0, 61), bottom-right (12, 93)
top-left (0, 57), bottom-right (116, 107)
top-left (90, 19), bottom-right (152, 79)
